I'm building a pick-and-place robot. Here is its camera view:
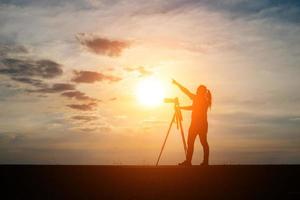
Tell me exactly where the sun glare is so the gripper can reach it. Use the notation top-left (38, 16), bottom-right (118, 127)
top-left (136, 77), bottom-right (165, 107)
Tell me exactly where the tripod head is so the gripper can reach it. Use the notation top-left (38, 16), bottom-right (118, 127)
top-left (164, 97), bottom-right (179, 105)
top-left (164, 97), bottom-right (182, 123)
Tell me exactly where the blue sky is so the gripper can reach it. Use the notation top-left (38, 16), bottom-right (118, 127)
top-left (0, 0), bottom-right (299, 164)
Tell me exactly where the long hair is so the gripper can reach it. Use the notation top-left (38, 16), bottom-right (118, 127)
top-left (207, 89), bottom-right (212, 109)
top-left (198, 85), bottom-right (212, 109)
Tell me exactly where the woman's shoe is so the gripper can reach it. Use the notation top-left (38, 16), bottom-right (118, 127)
top-left (200, 162), bottom-right (208, 166)
top-left (178, 160), bottom-right (192, 166)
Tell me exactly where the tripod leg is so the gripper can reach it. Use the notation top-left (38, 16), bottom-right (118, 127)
top-left (178, 114), bottom-right (187, 156)
top-left (156, 113), bottom-right (176, 166)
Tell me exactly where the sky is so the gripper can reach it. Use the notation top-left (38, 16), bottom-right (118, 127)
top-left (0, 0), bottom-right (299, 164)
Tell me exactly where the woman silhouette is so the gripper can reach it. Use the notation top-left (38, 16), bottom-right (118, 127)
top-left (173, 79), bottom-right (211, 166)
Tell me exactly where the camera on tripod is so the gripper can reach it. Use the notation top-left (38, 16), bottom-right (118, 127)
top-left (156, 96), bottom-right (187, 166)
top-left (164, 97), bottom-right (179, 105)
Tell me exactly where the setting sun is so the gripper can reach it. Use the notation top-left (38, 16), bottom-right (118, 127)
top-left (136, 77), bottom-right (165, 107)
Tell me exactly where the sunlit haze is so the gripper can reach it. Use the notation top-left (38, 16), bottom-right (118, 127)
top-left (0, 0), bottom-right (299, 165)
top-left (136, 77), bottom-right (165, 107)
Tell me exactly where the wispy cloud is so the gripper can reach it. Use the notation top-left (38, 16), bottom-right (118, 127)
top-left (0, 44), bottom-right (73, 95)
top-left (124, 66), bottom-right (153, 77)
top-left (0, 44), bottom-right (28, 57)
top-left (10, 77), bottom-right (47, 88)
top-left (67, 102), bottom-right (97, 111)
top-left (109, 97), bottom-right (117, 101)
top-left (76, 33), bottom-right (131, 57)
top-left (201, 0), bottom-right (300, 24)
top-left (32, 83), bottom-right (75, 93)
top-left (72, 115), bottom-right (98, 122)
top-left (0, 58), bottom-right (63, 79)
top-left (62, 90), bottom-right (99, 102)
top-left (71, 70), bottom-right (121, 83)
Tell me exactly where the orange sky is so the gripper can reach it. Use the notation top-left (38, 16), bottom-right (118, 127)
top-left (0, 0), bottom-right (299, 164)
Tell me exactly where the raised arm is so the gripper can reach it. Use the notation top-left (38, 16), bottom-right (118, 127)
top-left (179, 105), bottom-right (193, 110)
top-left (172, 79), bottom-right (195, 100)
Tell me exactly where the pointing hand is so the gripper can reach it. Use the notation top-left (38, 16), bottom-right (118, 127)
top-left (172, 79), bottom-right (178, 85)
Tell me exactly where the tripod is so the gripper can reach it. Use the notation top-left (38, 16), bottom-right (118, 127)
top-left (156, 98), bottom-right (187, 166)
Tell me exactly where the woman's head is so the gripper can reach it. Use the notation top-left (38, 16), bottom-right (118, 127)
top-left (197, 85), bottom-right (212, 108)
top-left (197, 85), bottom-right (207, 95)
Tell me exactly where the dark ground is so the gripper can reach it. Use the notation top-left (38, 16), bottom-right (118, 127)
top-left (1, 165), bottom-right (299, 200)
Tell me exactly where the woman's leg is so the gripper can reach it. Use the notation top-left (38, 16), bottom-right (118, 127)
top-left (186, 126), bottom-right (198, 163)
top-left (199, 126), bottom-right (209, 165)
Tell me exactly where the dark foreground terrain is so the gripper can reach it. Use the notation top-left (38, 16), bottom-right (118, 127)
top-left (1, 165), bottom-right (299, 199)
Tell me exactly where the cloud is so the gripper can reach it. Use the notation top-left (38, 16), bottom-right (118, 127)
top-left (11, 77), bottom-right (47, 88)
top-left (72, 115), bottom-right (98, 122)
top-left (67, 102), bottom-right (97, 111)
top-left (0, 44), bottom-right (73, 96)
top-left (109, 97), bottom-right (117, 101)
top-left (0, 44), bottom-right (68, 94)
top-left (190, 0), bottom-right (300, 24)
top-left (32, 83), bottom-right (75, 93)
top-left (79, 127), bottom-right (98, 132)
top-left (124, 66), bottom-right (153, 77)
top-left (10, 76), bottom-right (75, 94)
top-left (76, 33), bottom-right (131, 57)
top-left (289, 117), bottom-right (300, 122)
top-left (0, 0), bottom-right (97, 8)
top-left (0, 58), bottom-right (63, 79)
top-left (0, 44), bottom-right (28, 57)
top-left (61, 90), bottom-right (99, 102)
top-left (71, 70), bottom-right (121, 83)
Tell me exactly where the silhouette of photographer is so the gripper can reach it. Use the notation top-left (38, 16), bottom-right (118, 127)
top-left (173, 79), bottom-right (211, 166)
